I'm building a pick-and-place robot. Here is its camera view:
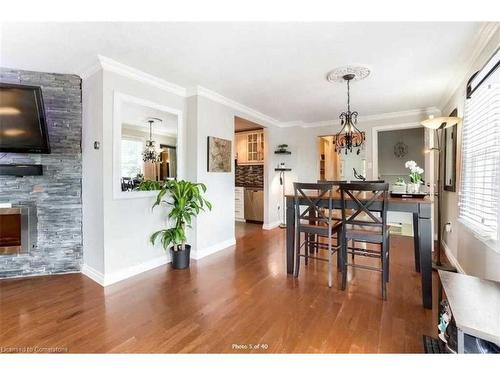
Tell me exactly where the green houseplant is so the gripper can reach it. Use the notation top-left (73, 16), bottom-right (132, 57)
top-left (137, 179), bottom-right (163, 191)
top-left (150, 180), bottom-right (212, 269)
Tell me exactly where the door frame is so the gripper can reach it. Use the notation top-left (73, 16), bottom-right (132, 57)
top-left (371, 122), bottom-right (434, 191)
top-left (233, 116), bottom-right (268, 231)
top-left (371, 122), bottom-right (436, 243)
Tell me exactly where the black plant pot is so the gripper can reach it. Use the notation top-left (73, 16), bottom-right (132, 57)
top-left (170, 244), bottom-right (191, 270)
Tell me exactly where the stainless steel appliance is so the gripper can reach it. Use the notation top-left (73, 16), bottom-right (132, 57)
top-left (244, 187), bottom-right (264, 222)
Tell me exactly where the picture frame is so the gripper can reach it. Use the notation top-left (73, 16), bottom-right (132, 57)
top-left (207, 136), bottom-right (232, 172)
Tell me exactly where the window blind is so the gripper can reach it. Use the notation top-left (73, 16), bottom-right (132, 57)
top-left (459, 65), bottom-right (500, 248)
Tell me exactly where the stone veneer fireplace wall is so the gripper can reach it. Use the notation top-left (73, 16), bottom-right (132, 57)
top-left (0, 68), bottom-right (83, 278)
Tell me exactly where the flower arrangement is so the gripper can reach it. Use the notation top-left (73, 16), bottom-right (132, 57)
top-left (405, 160), bottom-right (424, 184)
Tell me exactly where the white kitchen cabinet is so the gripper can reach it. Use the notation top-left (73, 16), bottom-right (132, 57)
top-left (235, 133), bottom-right (248, 164)
top-left (235, 186), bottom-right (245, 222)
top-left (235, 130), bottom-right (264, 165)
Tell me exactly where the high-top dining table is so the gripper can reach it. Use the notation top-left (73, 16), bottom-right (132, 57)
top-left (285, 190), bottom-right (434, 309)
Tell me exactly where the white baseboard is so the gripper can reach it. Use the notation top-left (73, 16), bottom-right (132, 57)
top-left (262, 221), bottom-right (281, 230)
top-left (441, 240), bottom-right (465, 274)
top-left (82, 255), bottom-right (169, 287)
top-left (81, 264), bottom-right (105, 285)
top-left (191, 237), bottom-right (236, 260)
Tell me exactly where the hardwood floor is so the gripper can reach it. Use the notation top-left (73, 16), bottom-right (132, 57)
top-left (235, 221), bottom-right (262, 240)
top-left (0, 225), bottom-right (438, 353)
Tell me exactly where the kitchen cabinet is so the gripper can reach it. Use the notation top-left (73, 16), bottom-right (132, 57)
top-left (235, 130), bottom-right (264, 165)
top-left (235, 187), bottom-right (245, 222)
top-left (244, 187), bottom-right (264, 222)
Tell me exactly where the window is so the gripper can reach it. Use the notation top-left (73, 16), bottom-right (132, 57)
top-left (459, 52), bottom-right (500, 250)
top-left (121, 138), bottom-right (144, 178)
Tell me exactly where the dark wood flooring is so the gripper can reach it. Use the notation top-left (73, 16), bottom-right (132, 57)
top-left (0, 224), bottom-right (438, 353)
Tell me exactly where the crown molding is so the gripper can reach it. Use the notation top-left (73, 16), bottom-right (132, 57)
top-left (187, 85), bottom-right (281, 127)
top-left (122, 122), bottom-right (177, 138)
top-left (79, 57), bottom-right (282, 127)
top-left (280, 107), bottom-right (441, 128)
top-left (79, 55), bottom-right (187, 97)
top-left (438, 22), bottom-right (499, 110)
top-left (78, 56), bottom-right (442, 130)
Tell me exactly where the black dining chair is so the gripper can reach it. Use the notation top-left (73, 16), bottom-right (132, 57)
top-left (339, 182), bottom-right (391, 300)
top-left (309, 181), bottom-right (346, 257)
top-left (293, 182), bottom-right (343, 287)
top-left (316, 180), bottom-right (346, 220)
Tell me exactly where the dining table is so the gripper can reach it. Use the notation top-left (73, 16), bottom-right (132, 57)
top-left (285, 190), bottom-right (434, 309)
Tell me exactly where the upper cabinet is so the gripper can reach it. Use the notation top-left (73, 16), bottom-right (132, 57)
top-left (236, 130), bottom-right (264, 165)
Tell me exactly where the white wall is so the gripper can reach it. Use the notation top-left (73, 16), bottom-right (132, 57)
top-left (187, 95), bottom-right (277, 254)
top-left (440, 27), bottom-right (500, 281)
top-left (82, 69), bottom-right (188, 285)
top-left (102, 70), bottom-right (188, 279)
top-left (189, 96), bottom-right (236, 258)
top-left (82, 70), bottom-right (105, 275)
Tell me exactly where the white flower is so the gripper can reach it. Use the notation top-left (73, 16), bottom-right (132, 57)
top-left (416, 167), bottom-right (424, 174)
top-left (405, 160), bottom-right (417, 170)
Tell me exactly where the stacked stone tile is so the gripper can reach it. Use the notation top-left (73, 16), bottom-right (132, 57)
top-left (0, 68), bottom-right (82, 278)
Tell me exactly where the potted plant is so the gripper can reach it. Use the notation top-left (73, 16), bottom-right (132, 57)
top-left (405, 160), bottom-right (424, 193)
top-left (150, 180), bottom-right (212, 269)
top-left (137, 179), bottom-right (163, 191)
top-left (276, 144), bottom-right (290, 153)
top-left (393, 177), bottom-right (407, 194)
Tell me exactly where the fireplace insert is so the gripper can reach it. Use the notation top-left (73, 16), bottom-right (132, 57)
top-left (0, 206), bottom-right (31, 254)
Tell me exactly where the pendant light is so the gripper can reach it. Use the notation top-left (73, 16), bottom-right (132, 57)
top-left (142, 118), bottom-right (162, 162)
top-left (326, 66), bottom-right (370, 155)
top-left (335, 73), bottom-right (365, 154)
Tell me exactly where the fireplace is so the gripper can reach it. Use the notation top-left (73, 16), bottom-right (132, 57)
top-left (0, 206), bottom-right (32, 254)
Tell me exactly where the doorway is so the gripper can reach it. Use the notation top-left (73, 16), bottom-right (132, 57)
top-left (373, 125), bottom-right (431, 236)
top-left (318, 134), bottom-right (367, 181)
top-left (234, 116), bottom-right (266, 241)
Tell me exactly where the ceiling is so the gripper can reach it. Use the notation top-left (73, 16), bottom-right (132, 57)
top-left (122, 101), bottom-right (178, 136)
top-left (234, 116), bottom-right (263, 132)
top-left (0, 22), bottom-right (486, 123)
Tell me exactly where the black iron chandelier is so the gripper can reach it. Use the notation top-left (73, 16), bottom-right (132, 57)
top-left (335, 73), bottom-right (365, 154)
top-left (142, 118), bottom-right (162, 162)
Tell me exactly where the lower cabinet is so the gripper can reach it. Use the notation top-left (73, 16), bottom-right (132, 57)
top-left (235, 187), bottom-right (245, 222)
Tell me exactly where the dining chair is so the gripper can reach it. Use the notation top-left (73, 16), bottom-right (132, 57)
top-left (339, 182), bottom-right (391, 299)
top-left (293, 182), bottom-right (342, 287)
top-left (312, 180), bottom-right (347, 254)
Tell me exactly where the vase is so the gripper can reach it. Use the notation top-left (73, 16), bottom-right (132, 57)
top-left (407, 183), bottom-right (421, 194)
top-left (170, 244), bottom-right (191, 269)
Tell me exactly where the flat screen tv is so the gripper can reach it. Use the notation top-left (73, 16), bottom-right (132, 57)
top-left (0, 83), bottom-right (50, 153)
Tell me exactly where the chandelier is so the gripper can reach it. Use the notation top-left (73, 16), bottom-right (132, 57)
top-left (142, 118), bottom-right (162, 162)
top-left (335, 73), bottom-right (365, 154)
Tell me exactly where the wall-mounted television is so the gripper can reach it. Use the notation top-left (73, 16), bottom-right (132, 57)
top-left (0, 83), bottom-right (51, 154)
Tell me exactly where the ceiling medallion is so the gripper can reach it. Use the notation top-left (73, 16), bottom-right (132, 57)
top-left (326, 65), bottom-right (371, 83)
top-left (327, 66), bottom-right (370, 154)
